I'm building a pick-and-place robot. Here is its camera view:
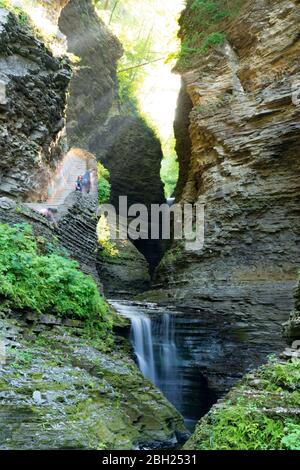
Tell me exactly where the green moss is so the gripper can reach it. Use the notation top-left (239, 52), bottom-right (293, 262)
top-left (97, 162), bottom-right (111, 204)
top-left (0, 319), bottom-right (185, 450)
top-left (185, 359), bottom-right (300, 450)
top-left (177, 0), bottom-right (244, 69)
top-left (0, 223), bottom-right (112, 341)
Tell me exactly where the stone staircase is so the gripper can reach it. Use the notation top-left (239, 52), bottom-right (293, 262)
top-left (25, 150), bottom-right (95, 220)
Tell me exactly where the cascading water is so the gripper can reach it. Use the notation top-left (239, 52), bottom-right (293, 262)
top-left (130, 314), bottom-right (156, 384)
top-left (110, 300), bottom-right (216, 431)
top-left (152, 313), bottom-right (182, 406)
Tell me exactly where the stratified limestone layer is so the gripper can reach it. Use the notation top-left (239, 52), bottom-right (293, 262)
top-left (0, 8), bottom-right (71, 200)
top-left (59, 0), bottom-right (165, 272)
top-left (185, 282), bottom-right (300, 450)
top-left (152, 0), bottom-right (300, 393)
top-left (0, 313), bottom-right (187, 450)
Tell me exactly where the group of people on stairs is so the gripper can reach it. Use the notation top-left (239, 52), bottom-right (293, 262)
top-left (36, 169), bottom-right (97, 226)
top-left (75, 169), bottom-right (97, 195)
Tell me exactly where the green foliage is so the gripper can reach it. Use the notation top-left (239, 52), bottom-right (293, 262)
top-left (116, 32), bottom-right (154, 113)
top-left (96, 162), bottom-right (119, 258)
top-left (259, 360), bottom-right (300, 391)
top-left (198, 406), bottom-right (285, 450)
top-left (97, 162), bottom-right (111, 204)
top-left (97, 215), bottom-right (119, 259)
top-left (202, 31), bottom-right (225, 50)
top-left (177, 0), bottom-right (244, 68)
top-left (0, 224), bottom-right (112, 337)
top-left (190, 359), bottom-right (300, 450)
top-left (117, 39), bottom-right (153, 114)
top-left (94, 2), bottom-right (156, 113)
top-left (281, 423), bottom-right (300, 450)
top-left (117, 70), bottom-right (139, 112)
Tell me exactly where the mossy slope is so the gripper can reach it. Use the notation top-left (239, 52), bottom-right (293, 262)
top-left (0, 315), bottom-right (187, 450)
top-left (184, 358), bottom-right (300, 450)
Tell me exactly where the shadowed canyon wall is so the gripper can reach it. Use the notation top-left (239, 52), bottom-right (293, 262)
top-left (58, 0), bottom-right (165, 210)
top-left (0, 5), bottom-right (188, 450)
top-left (0, 0), bottom-right (163, 293)
top-left (59, 0), bottom-right (165, 273)
top-left (150, 0), bottom-right (300, 393)
top-left (58, 0), bottom-right (122, 150)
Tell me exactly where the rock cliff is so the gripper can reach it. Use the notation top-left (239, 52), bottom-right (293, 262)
top-left (1, 0), bottom-right (153, 294)
top-left (93, 114), bottom-right (165, 274)
top-left (0, 8), bottom-right (70, 201)
top-left (97, 238), bottom-right (151, 297)
top-left (184, 354), bottom-right (300, 450)
top-left (0, 309), bottom-right (187, 450)
top-left (58, 0), bottom-right (122, 151)
top-left (59, 0), bottom-right (165, 212)
top-left (184, 285), bottom-right (300, 450)
top-left (150, 0), bottom-right (300, 392)
top-left (91, 115), bottom-right (165, 210)
top-left (58, 0), bottom-right (165, 271)
top-left (0, 4), bottom-right (187, 450)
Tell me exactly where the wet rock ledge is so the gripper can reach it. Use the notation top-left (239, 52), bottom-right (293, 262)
top-left (0, 311), bottom-right (187, 450)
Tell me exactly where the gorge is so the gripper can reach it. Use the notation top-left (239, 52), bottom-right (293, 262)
top-left (0, 0), bottom-right (300, 451)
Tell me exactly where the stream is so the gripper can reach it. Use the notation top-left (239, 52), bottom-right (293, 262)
top-left (110, 300), bottom-right (217, 431)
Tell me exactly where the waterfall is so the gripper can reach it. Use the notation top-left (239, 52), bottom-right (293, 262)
top-left (130, 314), bottom-right (156, 383)
top-left (110, 300), bottom-right (216, 431)
top-left (110, 301), bottom-right (182, 405)
top-left (155, 313), bottom-right (181, 404)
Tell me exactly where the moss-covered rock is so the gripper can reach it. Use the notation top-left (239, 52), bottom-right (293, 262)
top-left (0, 314), bottom-right (187, 450)
top-left (184, 358), bottom-right (300, 450)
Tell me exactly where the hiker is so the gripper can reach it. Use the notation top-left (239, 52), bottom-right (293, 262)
top-left (38, 207), bottom-right (58, 227)
top-left (82, 170), bottom-right (91, 194)
top-left (75, 176), bottom-right (83, 192)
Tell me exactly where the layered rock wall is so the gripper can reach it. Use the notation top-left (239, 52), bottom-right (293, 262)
top-left (152, 0), bottom-right (300, 391)
top-left (58, 0), bottom-right (122, 151)
top-left (0, 2), bottom-right (153, 293)
top-left (59, 0), bottom-right (165, 271)
top-left (0, 299), bottom-right (187, 450)
top-left (0, 8), bottom-right (70, 200)
top-left (91, 115), bottom-right (165, 210)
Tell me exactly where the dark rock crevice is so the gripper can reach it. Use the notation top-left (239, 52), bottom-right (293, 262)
top-left (173, 81), bottom-right (193, 202)
top-left (92, 114), bottom-right (166, 275)
top-left (149, 0), bottom-right (300, 394)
